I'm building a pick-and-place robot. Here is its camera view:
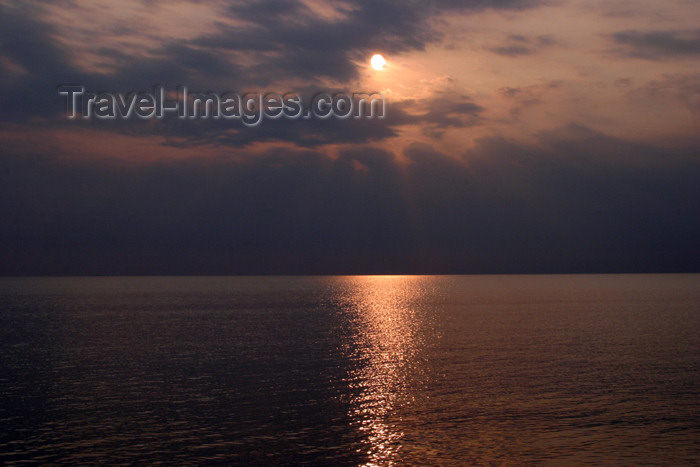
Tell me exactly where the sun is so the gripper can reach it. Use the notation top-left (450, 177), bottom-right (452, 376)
top-left (370, 54), bottom-right (386, 70)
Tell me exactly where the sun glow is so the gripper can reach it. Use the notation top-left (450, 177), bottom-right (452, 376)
top-left (370, 54), bottom-right (386, 70)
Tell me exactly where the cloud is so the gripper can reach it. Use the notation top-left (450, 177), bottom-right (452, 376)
top-left (489, 45), bottom-right (533, 57)
top-left (396, 93), bottom-right (484, 138)
top-left (187, 0), bottom-right (544, 84)
top-left (0, 0), bottom-right (533, 148)
top-left (486, 34), bottom-right (556, 57)
top-left (1, 124), bottom-right (697, 274)
top-left (611, 29), bottom-right (700, 60)
top-left (498, 81), bottom-right (562, 117)
top-left (623, 73), bottom-right (700, 116)
top-left (0, 0), bottom-right (545, 96)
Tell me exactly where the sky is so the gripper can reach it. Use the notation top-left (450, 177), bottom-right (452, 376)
top-left (0, 0), bottom-right (698, 275)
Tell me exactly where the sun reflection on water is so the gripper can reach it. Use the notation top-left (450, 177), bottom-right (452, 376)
top-left (338, 275), bottom-right (433, 466)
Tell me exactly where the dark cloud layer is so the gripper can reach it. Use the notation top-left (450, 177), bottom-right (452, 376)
top-left (1, 126), bottom-right (697, 274)
top-left (489, 45), bottom-right (533, 57)
top-left (0, 1), bottom-right (542, 100)
top-left (487, 34), bottom-right (555, 56)
top-left (611, 29), bottom-right (700, 60)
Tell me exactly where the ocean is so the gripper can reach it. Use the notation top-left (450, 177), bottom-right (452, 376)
top-left (1, 274), bottom-right (698, 465)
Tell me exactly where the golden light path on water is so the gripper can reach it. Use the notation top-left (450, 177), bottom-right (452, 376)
top-left (339, 276), bottom-right (435, 466)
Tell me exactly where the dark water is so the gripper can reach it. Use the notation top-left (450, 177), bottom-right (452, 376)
top-left (1, 275), bottom-right (699, 465)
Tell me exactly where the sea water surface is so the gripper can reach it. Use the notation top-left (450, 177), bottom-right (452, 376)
top-left (1, 274), bottom-right (699, 465)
